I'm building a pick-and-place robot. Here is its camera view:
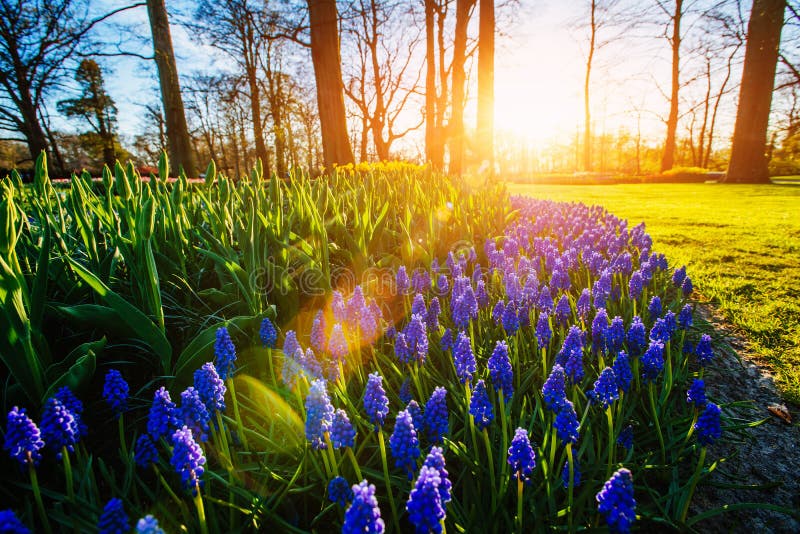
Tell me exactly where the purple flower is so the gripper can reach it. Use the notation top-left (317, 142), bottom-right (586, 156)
top-left (542, 364), bottom-right (567, 412)
top-left (492, 299), bottom-right (506, 325)
top-left (588, 367), bottom-right (619, 409)
top-left (628, 271), bottom-right (643, 300)
top-left (41, 397), bottom-right (79, 457)
top-left (394, 332), bottom-right (412, 364)
top-left (178, 387), bottom-right (210, 443)
top-left (98, 498), bottom-right (129, 534)
top-left (591, 309), bottom-right (609, 354)
top-left (406, 400), bottom-right (423, 432)
top-left (310, 311), bottom-right (326, 352)
top-left (423, 387), bottom-right (448, 443)
top-left (606, 316), bottom-right (625, 354)
top-left (214, 327), bottom-right (237, 380)
top-left (488, 340), bottom-right (514, 401)
top-left (649, 318), bottom-right (671, 344)
top-left (406, 466), bottom-right (446, 533)
top-left (626, 316), bottom-right (647, 356)
top-left (260, 317), bottom-right (278, 349)
top-left (555, 294), bottom-right (571, 327)
top-left (170, 426), bottom-right (206, 495)
top-left (612, 351), bottom-right (633, 393)
top-left (577, 288), bottom-right (591, 321)
top-left (562, 456), bottom-right (581, 488)
top-left (695, 402), bottom-right (722, 446)
top-left (134, 433), bottom-right (158, 468)
top-left (427, 297), bottom-right (441, 331)
top-left (328, 476), bottom-right (353, 508)
top-left (537, 285), bottom-right (554, 313)
top-left (641, 341), bottom-right (665, 383)
top-left (695, 334), bottom-right (714, 367)
top-left (4, 407), bottom-right (44, 467)
top-left (103, 369), bottom-right (129, 419)
top-left (283, 330), bottom-right (300, 359)
top-left (436, 273), bottom-right (449, 295)
top-left (672, 265), bottom-right (687, 287)
top-left (682, 276), bottom-right (694, 296)
top-left (469, 380), bottom-right (494, 431)
top-left (617, 425), bottom-right (634, 450)
top-left (389, 409), bottom-right (420, 479)
top-left (0, 509), bottom-right (30, 534)
top-left (678, 304), bottom-right (693, 330)
top-left (399, 378), bottom-right (413, 405)
top-left (453, 331), bottom-right (477, 384)
top-left (411, 293), bottom-right (426, 318)
top-left (507, 428), bottom-right (536, 484)
top-left (536, 312), bottom-right (552, 349)
top-left (554, 400), bottom-right (580, 445)
top-left (596, 468), bottom-right (636, 533)
top-left (404, 314), bottom-right (429, 363)
top-left (396, 266), bottom-right (410, 295)
top-left (422, 446), bottom-right (452, 504)
top-left (148, 387), bottom-right (177, 440)
top-left (305, 379), bottom-right (334, 449)
top-left (193, 363), bottom-right (226, 415)
top-left (440, 328), bottom-right (454, 352)
top-left (54, 386), bottom-right (87, 438)
top-left (331, 409), bottom-right (356, 449)
top-left (328, 323), bottom-right (349, 362)
top-left (687, 379), bottom-right (707, 408)
top-left (343, 480), bottom-right (384, 533)
top-left (647, 296), bottom-right (662, 321)
top-left (364, 373), bottom-right (389, 429)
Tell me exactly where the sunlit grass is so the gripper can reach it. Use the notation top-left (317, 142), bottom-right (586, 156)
top-left (510, 183), bottom-right (800, 403)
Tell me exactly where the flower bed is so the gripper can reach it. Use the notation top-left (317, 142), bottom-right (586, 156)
top-left (2, 185), bottom-right (734, 532)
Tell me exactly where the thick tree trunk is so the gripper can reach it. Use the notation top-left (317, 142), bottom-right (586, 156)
top-left (308, 0), bottom-right (354, 169)
top-left (449, 0), bottom-right (474, 176)
top-left (18, 95), bottom-right (49, 164)
top-left (660, 0), bottom-right (682, 173)
top-left (477, 0), bottom-right (495, 171)
top-left (726, 0), bottom-right (785, 183)
top-left (245, 65), bottom-right (270, 169)
top-left (584, 0), bottom-right (596, 172)
top-left (147, 0), bottom-right (198, 176)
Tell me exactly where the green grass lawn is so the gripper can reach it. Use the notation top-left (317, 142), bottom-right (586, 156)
top-left (510, 182), bottom-right (800, 403)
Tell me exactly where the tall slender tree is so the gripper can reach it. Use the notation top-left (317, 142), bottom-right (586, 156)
top-left (477, 0), bottom-right (495, 171)
top-left (307, 0), bottom-right (354, 168)
top-left (727, 0), bottom-right (786, 183)
top-left (449, 0), bottom-right (475, 176)
top-left (660, 0), bottom-right (684, 172)
top-left (147, 0), bottom-right (198, 175)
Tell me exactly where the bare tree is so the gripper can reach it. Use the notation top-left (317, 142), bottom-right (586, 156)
top-left (0, 0), bottom-right (143, 167)
top-left (658, 0), bottom-right (684, 172)
top-left (727, 0), bottom-right (786, 183)
top-left (449, 0), bottom-right (476, 176)
top-left (342, 0), bottom-right (424, 161)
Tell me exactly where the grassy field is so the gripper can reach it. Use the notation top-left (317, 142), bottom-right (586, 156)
top-left (510, 182), bottom-right (800, 403)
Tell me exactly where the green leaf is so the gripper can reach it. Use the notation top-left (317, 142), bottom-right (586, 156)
top-left (66, 258), bottom-right (172, 371)
top-left (42, 350), bottom-right (98, 402)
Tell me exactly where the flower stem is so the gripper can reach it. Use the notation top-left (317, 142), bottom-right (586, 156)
top-left (567, 444), bottom-right (574, 534)
top-left (62, 447), bottom-right (75, 503)
top-left (680, 446), bottom-right (707, 522)
top-left (346, 447), bottom-right (363, 481)
top-left (227, 377), bottom-right (249, 451)
top-left (605, 407), bottom-right (614, 479)
top-left (377, 428), bottom-right (401, 533)
top-left (194, 487), bottom-right (209, 534)
top-left (648, 383), bottom-right (666, 463)
top-left (516, 474), bottom-right (524, 534)
top-left (481, 428), bottom-right (497, 512)
top-left (29, 462), bottom-right (52, 534)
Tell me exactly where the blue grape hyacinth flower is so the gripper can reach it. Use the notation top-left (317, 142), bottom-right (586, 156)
top-left (0, 509), bottom-right (30, 534)
top-left (103, 369), bottom-right (129, 419)
top-left (135, 515), bottom-right (165, 534)
top-left (40, 397), bottom-right (79, 457)
top-left (617, 425), bottom-right (634, 450)
top-left (561, 456), bottom-right (581, 489)
top-left (641, 341), bottom-right (665, 383)
top-left (612, 351), bottom-right (633, 393)
top-left (588, 367), bottom-right (619, 410)
top-left (193, 363), bottom-right (227, 416)
top-left (423, 446), bottom-right (452, 504)
top-left (305, 379), bottom-right (334, 449)
top-left (554, 400), bottom-right (580, 445)
top-left (507, 428), bottom-right (536, 484)
top-left (170, 426), bottom-right (206, 495)
top-left (536, 312), bottom-right (552, 349)
top-left (148, 387), bottom-right (177, 440)
top-left (328, 476), bottom-right (354, 508)
top-left (423, 387), bottom-right (449, 443)
top-left (343, 480), bottom-right (384, 534)
top-left (596, 468), bottom-right (636, 533)
top-left (389, 409), bottom-right (420, 480)
top-left (363, 373), bottom-right (389, 430)
top-left (260, 317), bottom-right (278, 349)
top-left (687, 378), bottom-right (707, 408)
top-left (54, 386), bottom-right (87, 438)
top-left (626, 316), bottom-right (647, 356)
top-left (469, 379), bottom-right (494, 431)
top-left (97, 498), bottom-right (129, 534)
top-left (406, 466), bottom-right (446, 533)
top-left (695, 334), bottom-right (714, 367)
top-left (542, 364), bottom-right (567, 412)
top-left (178, 387), bottom-right (210, 443)
top-left (4, 407), bottom-right (44, 468)
top-left (452, 331), bottom-right (476, 384)
top-left (331, 409), bottom-right (356, 449)
top-left (214, 327), bottom-right (237, 380)
top-left (134, 433), bottom-right (159, 468)
top-left (488, 340), bottom-right (514, 401)
top-left (695, 402), bottom-right (722, 446)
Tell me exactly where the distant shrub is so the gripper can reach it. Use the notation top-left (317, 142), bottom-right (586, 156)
top-left (768, 159), bottom-right (800, 177)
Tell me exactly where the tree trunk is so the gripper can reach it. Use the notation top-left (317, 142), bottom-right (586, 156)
top-left (308, 0), bottom-right (354, 169)
top-left (584, 0), bottom-right (596, 172)
top-left (726, 0), bottom-right (785, 183)
top-left (245, 64), bottom-right (270, 169)
top-left (660, 0), bottom-right (682, 173)
top-left (450, 0), bottom-right (474, 176)
top-left (147, 0), bottom-right (198, 176)
top-left (477, 0), bottom-right (495, 172)
top-left (425, 0), bottom-right (445, 168)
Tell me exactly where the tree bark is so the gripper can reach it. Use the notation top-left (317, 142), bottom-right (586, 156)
top-left (477, 0), bottom-right (495, 171)
top-left (147, 0), bottom-right (198, 176)
top-left (583, 0), bottom-right (596, 172)
top-left (450, 0), bottom-right (475, 176)
top-left (308, 0), bottom-right (354, 169)
top-left (726, 0), bottom-right (785, 183)
top-left (660, 0), bottom-right (683, 173)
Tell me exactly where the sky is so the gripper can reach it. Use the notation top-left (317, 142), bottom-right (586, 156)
top-left (68, 0), bottom-right (752, 157)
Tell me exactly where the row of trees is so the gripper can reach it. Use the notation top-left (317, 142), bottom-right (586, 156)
top-left (0, 0), bottom-right (797, 182)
